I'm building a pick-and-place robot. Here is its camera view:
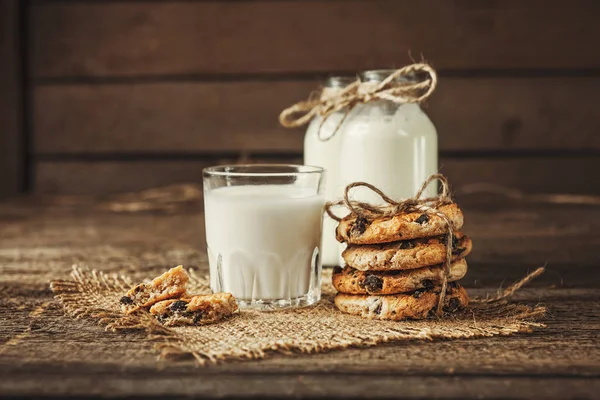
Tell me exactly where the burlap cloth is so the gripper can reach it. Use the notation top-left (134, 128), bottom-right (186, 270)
top-left (50, 266), bottom-right (546, 365)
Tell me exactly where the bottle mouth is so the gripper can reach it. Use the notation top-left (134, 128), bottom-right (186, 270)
top-left (324, 76), bottom-right (356, 89)
top-left (359, 69), bottom-right (418, 84)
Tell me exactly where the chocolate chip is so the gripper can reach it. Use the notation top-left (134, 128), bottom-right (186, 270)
top-left (412, 289), bottom-right (425, 298)
top-left (444, 297), bottom-right (461, 312)
top-left (452, 235), bottom-right (459, 249)
top-left (363, 275), bottom-right (383, 292)
top-left (422, 279), bottom-right (435, 290)
top-left (119, 296), bottom-right (134, 305)
top-left (170, 300), bottom-right (188, 312)
top-left (399, 241), bottom-right (413, 250)
top-left (373, 302), bottom-right (382, 315)
top-left (442, 234), bottom-right (459, 248)
top-left (193, 313), bottom-right (204, 324)
top-left (333, 266), bottom-right (343, 274)
top-left (414, 214), bottom-right (429, 224)
top-left (452, 247), bottom-right (466, 255)
top-left (351, 216), bottom-right (369, 235)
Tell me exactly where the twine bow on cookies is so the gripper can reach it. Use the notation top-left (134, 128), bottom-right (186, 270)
top-left (325, 174), bottom-right (452, 222)
top-left (278, 63), bottom-right (438, 141)
top-left (326, 174), bottom-right (456, 316)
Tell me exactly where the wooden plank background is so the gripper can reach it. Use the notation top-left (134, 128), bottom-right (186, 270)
top-left (35, 157), bottom-right (600, 196)
top-left (30, 1), bottom-right (600, 76)
top-left (0, 0), bottom-right (22, 199)
top-left (24, 0), bottom-right (600, 195)
top-left (33, 78), bottom-right (600, 154)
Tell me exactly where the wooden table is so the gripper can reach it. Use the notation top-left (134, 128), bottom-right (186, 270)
top-left (1, 197), bottom-right (599, 399)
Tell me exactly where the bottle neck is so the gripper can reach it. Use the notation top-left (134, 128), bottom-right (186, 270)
top-left (320, 87), bottom-right (345, 100)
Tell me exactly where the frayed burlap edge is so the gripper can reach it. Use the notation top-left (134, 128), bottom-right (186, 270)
top-left (50, 266), bottom-right (546, 366)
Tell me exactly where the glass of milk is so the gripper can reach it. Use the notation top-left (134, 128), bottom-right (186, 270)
top-left (203, 164), bottom-right (325, 310)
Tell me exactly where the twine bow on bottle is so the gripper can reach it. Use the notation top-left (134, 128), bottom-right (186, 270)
top-left (326, 174), bottom-right (455, 316)
top-left (278, 63), bottom-right (438, 140)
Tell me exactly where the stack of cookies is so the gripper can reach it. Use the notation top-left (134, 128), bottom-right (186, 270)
top-left (332, 203), bottom-right (472, 320)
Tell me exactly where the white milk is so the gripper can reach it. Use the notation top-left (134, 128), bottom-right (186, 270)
top-left (304, 113), bottom-right (346, 267)
top-left (204, 185), bottom-right (324, 301)
top-left (304, 77), bottom-right (354, 267)
top-left (339, 102), bottom-right (438, 204)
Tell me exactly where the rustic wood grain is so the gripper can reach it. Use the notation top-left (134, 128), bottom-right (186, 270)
top-left (33, 77), bottom-right (600, 155)
top-left (1, 288), bottom-right (599, 372)
top-left (0, 200), bottom-right (599, 398)
top-left (33, 80), bottom-right (314, 154)
top-left (3, 372), bottom-right (598, 399)
top-left (33, 159), bottom-right (230, 195)
top-left (32, 156), bottom-right (302, 195)
top-left (0, 0), bottom-right (22, 199)
top-left (2, 289), bottom-right (599, 374)
top-left (34, 156), bottom-right (600, 195)
top-left (30, 1), bottom-right (600, 78)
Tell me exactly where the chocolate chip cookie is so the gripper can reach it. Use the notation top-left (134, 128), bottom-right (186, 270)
top-left (342, 232), bottom-right (472, 271)
top-left (334, 283), bottom-right (469, 321)
top-left (149, 292), bottom-right (238, 326)
top-left (120, 265), bottom-right (189, 314)
top-left (336, 203), bottom-right (464, 245)
top-left (332, 258), bottom-right (467, 295)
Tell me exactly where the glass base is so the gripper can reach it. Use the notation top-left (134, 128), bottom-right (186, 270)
top-left (237, 292), bottom-right (321, 311)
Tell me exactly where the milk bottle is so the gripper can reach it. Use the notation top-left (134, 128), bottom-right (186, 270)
top-left (304, 76), bottom-right (355, 267)
top-left (339, 70), bottom-right (438, 204)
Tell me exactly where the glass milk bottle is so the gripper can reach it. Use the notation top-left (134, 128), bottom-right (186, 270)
top-left (339, 69), bottom-right (438, 204)
top-left (304, 76), bottom-right (355, 267)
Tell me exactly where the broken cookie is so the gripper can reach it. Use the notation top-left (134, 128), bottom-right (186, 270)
top-left (120, 265), bottom-right (189, 314)
top-left (149, 292), bottom-right (239, 326)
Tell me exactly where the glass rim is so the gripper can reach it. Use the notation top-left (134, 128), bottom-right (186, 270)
top-left (203, 164), bottom-right (324, 177)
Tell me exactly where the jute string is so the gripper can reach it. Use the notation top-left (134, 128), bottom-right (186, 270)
top-left (326, 174), bottom-right (455, 315)
top-left (50, 265), bottom-right (546, 366)
top-left (278, 63), bottom-right (437, 140)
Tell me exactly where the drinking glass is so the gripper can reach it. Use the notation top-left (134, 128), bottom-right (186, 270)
top-left (203, 164), bottom-right (325, 310)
